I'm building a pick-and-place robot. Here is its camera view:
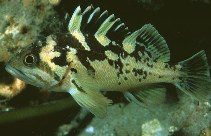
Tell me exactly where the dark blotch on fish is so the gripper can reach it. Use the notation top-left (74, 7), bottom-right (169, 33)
top-left (125, 70), bottom-right (130, 73)
top-left (114, 59), bottom-right (124, 78)
top-left (143, 71), bottom-right (147, 79)
top-left (52, 50), bottom-right (68, 67)
top-left (72, 79), bottom-right (85, 93)
top-left (132, 68), bottom-right (144, 76)
top-left (70, 68), bottom-right (77, 73)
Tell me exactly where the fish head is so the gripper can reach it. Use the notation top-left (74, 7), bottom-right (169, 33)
top-left (5, 39), bottom-right (62, 88)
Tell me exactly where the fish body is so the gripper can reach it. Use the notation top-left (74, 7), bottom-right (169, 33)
top-left (5, 6), bottom-right (211, 117)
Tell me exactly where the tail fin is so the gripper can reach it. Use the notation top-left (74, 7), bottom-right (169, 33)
top-left (176, 50), bottom-right (211, 101)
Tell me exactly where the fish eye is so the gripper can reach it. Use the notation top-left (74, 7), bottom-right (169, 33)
top-left (24, 54), bottom-right (37, 66)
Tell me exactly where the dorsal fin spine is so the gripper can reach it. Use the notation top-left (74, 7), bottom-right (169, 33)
top-left (114, 23), bottom-right (124, 31)
top-left (122, 29), bottom-right (142, 54)
top-left (68, 6), bottom-right (90, 51)
top-left (99, 10), bottom-right (108, 18)
top-left (87, 7), bottom-right (100, 24)
top-left (123, 29), bottom-right (142, 45)
top-left (82, 6), bottom-right (92, 15)
top-left (69, 6), bottom-right (131, 48)
top-left (115, 18), bottom-right (121, 23)
top-left (68, 6), bottom-right (82, 32)
top-left (94, 14), bottom-right (117, 46)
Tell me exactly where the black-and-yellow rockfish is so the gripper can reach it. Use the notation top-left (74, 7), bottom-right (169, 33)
top-left (5, 6), bottom-right (211, 117)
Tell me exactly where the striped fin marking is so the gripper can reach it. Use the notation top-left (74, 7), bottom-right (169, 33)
top-left (81, 6), bottom-right (130, 46)
top-left (94, 14), bottom-right (119, 46)
top-left (87, 7), bottom-right (100, 24)
top-left (68, 6), bottom-right (90, 51)
top-left (138, 24), bottom-right (170, 62)
top-left (123, 24), bottom-right (170, 62)
top-left (82, 5), bottom-right (119, 46)
top-left (122, 29), bottom-right (141, 54)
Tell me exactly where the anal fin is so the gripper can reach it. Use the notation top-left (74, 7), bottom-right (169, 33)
top-left (124, 86), bottom-right (166, 106)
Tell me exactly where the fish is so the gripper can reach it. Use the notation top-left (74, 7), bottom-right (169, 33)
top-left (5, 5), bottom-right (211, 117)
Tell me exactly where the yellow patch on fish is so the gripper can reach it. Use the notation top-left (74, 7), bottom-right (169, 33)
top-left (105, 50), bottom-right (119, 61)
top-left (39, 36), bottom-right (60, 70)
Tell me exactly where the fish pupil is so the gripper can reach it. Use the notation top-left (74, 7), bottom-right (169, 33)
top-left (24, 54), bottom-right (37, 66)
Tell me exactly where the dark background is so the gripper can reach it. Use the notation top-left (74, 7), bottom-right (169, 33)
top-left (57, 0), bottom-right (211, 63)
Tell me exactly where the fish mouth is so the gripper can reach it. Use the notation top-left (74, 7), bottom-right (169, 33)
top-left (5, 64), bottom-right (34, 84)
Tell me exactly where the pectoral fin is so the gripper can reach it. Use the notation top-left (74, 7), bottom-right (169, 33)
top-left (68, 81), bottom-right (112, 117)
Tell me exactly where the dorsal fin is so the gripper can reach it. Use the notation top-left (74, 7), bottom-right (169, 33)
top-left (68, 6), bottom-right (130, 47)
top-left (94, 14), bottom-right (118, 46)
top-left (123, 24), bottom-right (170, 62)
top-left (68, 6), bottom-right (82, 33)
top-left (68, 6), bottom-right (90, 51)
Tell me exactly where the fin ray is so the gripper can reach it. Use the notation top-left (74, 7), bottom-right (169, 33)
top-left (124, 86), bottom-right (166, 106)
top-left (73, 6), bottom-right (130, 46)
top-left (87, 7), bottom-right (100, 24)
top-left (176, 50), bottom-right (211, 101)
top-left (69, 83), bottom-right (112, 117)
top-left (139, 24), bottom-right (170, 62)
top-left (94, 14), bottom-right (117, 46)
top-left (123, 24), bottom-right (170, 62)
top-left (68, 6), bottom-right (90, 51)
top-left (68, 6), bottom-right (82, 33)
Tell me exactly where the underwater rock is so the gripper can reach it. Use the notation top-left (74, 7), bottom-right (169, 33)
top-left (141, 119), bottom-right (166, 136)
top-left (49, 0), bottom-right (61, 5)
top-left (0, 0), bottom-right (60, 62)
top-left (78, 93), bottom-right (211, 136)
top-left (79, 103), bottom-right (169, 136)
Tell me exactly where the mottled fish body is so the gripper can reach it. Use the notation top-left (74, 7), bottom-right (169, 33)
top-left (5, 6), bottom-right (211, 117)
